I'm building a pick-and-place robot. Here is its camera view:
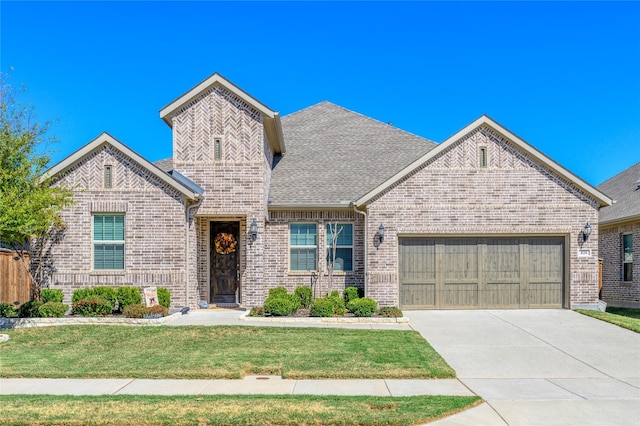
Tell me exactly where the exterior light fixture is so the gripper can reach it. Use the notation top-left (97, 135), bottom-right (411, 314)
top-left (250, 219), bottom-right (258, 242)
top-left (582, 222), bottom-right (592, 243)
top-left (378, 224), bottom-right (385, 244)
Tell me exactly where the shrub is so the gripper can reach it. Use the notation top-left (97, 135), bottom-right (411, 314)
top-left (41, 289), bottom-right (64, 303)
top-left (73, 296), bottom-right (112, 317)
top-left (116, 286), bottom-right (142, 310)
top-left (328, 292), bottom-right (346, 316)
top-left (294, 286), bottom-right (313, 308)
top-left (18, 301), bottom-right (43, 318)
top-left (264, 297), bottom-right (294, 316)
top-left (0, 303), bottom-right (17, 318)
top-left (268, 286), bottom-right (289, 298)
top-left (347, 298), bottom-right (377, 317)
top-left (310, 297), bottom-right (334, 317)
top-left (157, 287), bottom-right (171, 308)
top-left (38, 302), bottom-right (69, 318)
top-left (123, 303), bottom-right (150, 318)
top-left (343, 286), bottom-right (360, 304)
top-left (378, 306), bottom-right (403, 318)
top-left (249, 306), bottom-right (265, 317)
top-left (71, 287), bottom-right (116, 313)
top-left (149, 304), bottom-right (169, 317)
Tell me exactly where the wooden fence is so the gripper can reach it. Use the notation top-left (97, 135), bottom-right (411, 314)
top-left (0, 250), bottom-right (31, 304)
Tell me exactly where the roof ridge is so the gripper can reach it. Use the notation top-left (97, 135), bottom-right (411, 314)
top-left (597, 161), bottom-right (640, 188)
top-left (281, 100), bottom-right (331, 119)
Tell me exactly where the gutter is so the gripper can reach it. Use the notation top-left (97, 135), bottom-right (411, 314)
top-left (352, 203), bottom-right (368, 297)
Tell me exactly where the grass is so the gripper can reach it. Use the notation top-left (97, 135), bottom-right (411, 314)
top-left (0, 325), bottom-right (455, 379)
top-left (575, 307), bottom-right (640, 333)
top-left (0, 394), bottom-right (481, 426)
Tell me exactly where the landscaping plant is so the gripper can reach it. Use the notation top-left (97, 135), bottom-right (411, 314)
top-left (72, 295), bottom-right (112, 316)
top-left (343, 286), bottom-right (360, 304)
top-left (347, 298), bottom-right (377, 317)
top-left (310, 297), bottom-right (334, 317)
top-left (328, 291), bottom-right (346, 315)
top-left (41, 289), bottom-right (64, 303)
top-left (18, 300), bottom-right (43, 318)
top-left (294, 286), bottom-right (313, 308)
top-left (116, 286), bottom-right (142, 310)
top-left (264, 296), bottom-right (295, 316)
top-left (37, 302), bottom-right (68, 318)
top-left (157, 287), bottom-right (171, 308)
top-left (378, 306), bottom-right (403, 318)
top-left (72, 287), bottom-right (116, 313)
top-left (149, 304), bottom-right (168, 317)
top-left (0, 302), bottom-right (17, 318)
top-left (122, 304), bottom-right (150, 318)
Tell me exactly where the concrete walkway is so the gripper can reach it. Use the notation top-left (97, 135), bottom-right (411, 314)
top-left (2, 309), bottom-right (639, 425)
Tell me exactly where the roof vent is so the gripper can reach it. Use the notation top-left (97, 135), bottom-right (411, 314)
top-left (636, 178), bottom-right (640, 191)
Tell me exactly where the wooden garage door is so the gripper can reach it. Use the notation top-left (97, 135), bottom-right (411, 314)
top-left (399, 237), bottom-right (564, 309)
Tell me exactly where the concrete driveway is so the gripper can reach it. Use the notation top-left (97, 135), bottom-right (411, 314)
top-left (405, 310), bottom-right (640, 426)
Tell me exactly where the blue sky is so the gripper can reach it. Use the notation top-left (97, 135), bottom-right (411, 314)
top-left (1, 1), bottom-right (638, 186)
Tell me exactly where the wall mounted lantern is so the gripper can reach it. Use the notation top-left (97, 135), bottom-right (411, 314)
top-left (582, 222), bottom-right (592, 243)
top-left (378, 224), bottom-right (385, 244)
top-left (250, 219), bottom-right (258, 242)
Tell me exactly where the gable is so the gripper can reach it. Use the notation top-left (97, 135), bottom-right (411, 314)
top-left (356, 115), bottom-right (612, 208)
top-left (597, 161), bottom-right (640, 225)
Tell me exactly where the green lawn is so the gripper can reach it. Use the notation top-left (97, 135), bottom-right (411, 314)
top-left (0, 325), bottom-right (455, 379)
top-left (575, 307), bottom-right (640, 333)
top-left (0, 394), bottom-right (481, 426)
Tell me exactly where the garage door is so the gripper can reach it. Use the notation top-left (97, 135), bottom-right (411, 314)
top-left (399, 237), bottom-right (565, 309)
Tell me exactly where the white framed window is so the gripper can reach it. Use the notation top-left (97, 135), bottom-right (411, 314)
top-left (326, 223), bottom-right (353, 271)
top-left (93, 214), bottom-right (125, 270)
top-left (289, 223), bottom-right (317, 271)
top-left (623, 233), bottom-right (633, 282)
top-left (213, 138), bottom-right (223, 161)
top-left (104, 165), bottom-right (113, 189)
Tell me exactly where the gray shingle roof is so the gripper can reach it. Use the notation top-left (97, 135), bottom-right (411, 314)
top-left (597, 162), bottom-right (640, 224)
top-left (268, 101), bottom-right (437, 206)
top-left (154, 158), bottom-right (173, 172)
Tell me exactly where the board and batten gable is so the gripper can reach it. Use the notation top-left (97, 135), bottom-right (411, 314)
top-left (47, 142), bottom-right (189, 307)
top-left (365, 123), bottom-right (602, 308)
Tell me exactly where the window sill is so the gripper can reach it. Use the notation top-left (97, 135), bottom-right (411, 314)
top-left (287, 271), bottom-right (354, 276)
top-left (90, 271), bottom-right (126, 276)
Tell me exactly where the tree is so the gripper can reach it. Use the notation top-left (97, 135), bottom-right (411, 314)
top-left (0, 74), bottom-right (73, 299)
top-left (326, 222), bottom-right (343, 295)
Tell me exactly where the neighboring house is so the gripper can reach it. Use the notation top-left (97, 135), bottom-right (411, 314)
top-left (597, 162), bottom-right (640, 308)
top-left (43, 73), bottom-right (612, 310)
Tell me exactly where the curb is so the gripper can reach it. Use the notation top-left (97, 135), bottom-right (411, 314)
top-left (239, 311), bottom-right (408, 324)
top-left (0, 312), bottom-right (181, 329)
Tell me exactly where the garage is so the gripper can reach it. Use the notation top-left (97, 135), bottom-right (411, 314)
top-left (399, 237), bottom-right (565, 309)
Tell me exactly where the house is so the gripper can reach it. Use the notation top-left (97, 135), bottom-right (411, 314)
top-left (597, 162), bottom-right (640, 308)
top-left (43, 73), bottom-right (612, 310)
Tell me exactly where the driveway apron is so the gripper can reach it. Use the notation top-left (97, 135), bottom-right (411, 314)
top-left (406, 310), bottom-right (640, 425)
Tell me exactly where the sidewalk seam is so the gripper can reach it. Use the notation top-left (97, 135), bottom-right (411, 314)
top-left (112, 378), bottom-right (135, 395)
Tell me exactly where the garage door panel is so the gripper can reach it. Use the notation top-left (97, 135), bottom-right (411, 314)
top-left (399, 236), bottom-right (565, 310)
top-left (486, 282), bottom-right (520, 307)
top-left (401, 283), bottom-right (436, 308)
top-left (443, 283), bottom-right (478, 307)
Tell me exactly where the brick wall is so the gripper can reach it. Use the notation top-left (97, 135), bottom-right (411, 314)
top-left (48, 144), bottom-right (188, 307)
top-left (367, 125), bottom-right (600, 307)
top-left (599, 221), bottom-right (640, 307)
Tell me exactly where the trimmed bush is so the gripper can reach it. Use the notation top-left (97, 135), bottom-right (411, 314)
top-left (268, 286), bottom-right (289, 298)
top-left (123, 303), bottom-right (150, 318)
top-left (310, 297), bottom-right (334, 317)
top-left (149, 304), bottom-right (169, 317)
top-left (116, 286), bottom-right (142, 310)
top-left (328, 292), bottom-right (346, 316)
top-left (18, 301), bottom-right (43, 318)
top-left (343, 286), bottom-right (360, 304)
top-left (378, 306), bottom-right (403, 318)
top-left (73, 296), bottom-right (112, 317)
top-left (294, 286), bottom-right (313, 308)
top-left (41, 289), bottom-right (64, 303)
top-left (157, 287), bottom-right (171, 308)
top-left (264, 297), bottom-right (294, 316)
top-left (71, 287), bottom-right (116, 313)
top-left (347, 298), bottom-right (377, 317)
top-left (38, 302), bottom-right (69, 318)
top-left (0, 303), bottom-right (17, 318)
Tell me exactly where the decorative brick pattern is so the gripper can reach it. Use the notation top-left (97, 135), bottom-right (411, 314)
top-left (599, 222), bottom-right (640, 307)
top-left (366, 127), bottom-right (600, 307)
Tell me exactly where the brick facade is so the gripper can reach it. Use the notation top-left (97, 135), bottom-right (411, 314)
top-left (366, 126), bottom-right (600, 308)
top-left (599, 222), bottom-right (640, 308)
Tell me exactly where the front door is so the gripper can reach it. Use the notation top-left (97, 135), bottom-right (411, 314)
top-left (210, 221), bottom-right (240, 304)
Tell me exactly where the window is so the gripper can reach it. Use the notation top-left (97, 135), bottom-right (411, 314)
top-left (93, 214), bottom-right (125, 270)
top-left (479, 147), bottom-right (487, 168)
top-left (326, 223), bottom-right (353, 271)
top-left (623, 233), bottom-right (633, 282)
top-left (214, 138), bottom-right (222, 161)
top-left (289, 223), bottom-right (317, 271)
top-left (104, 165), bottom-right (112, 189)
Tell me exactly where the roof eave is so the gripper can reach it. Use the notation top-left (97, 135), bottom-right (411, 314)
top-left (45, 132), bottom-right (202, 201)
top-left (599, 214), bottom-right (640, 228)
top-left (268, 202), bottom-right (353, 211)
top-left (355, 115), bottom-right (614, 208)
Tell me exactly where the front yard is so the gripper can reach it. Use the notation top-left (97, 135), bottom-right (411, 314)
top-left (0, 325), bottom-right (455, 379)
top-left (575, 307), bottom-right (640, 333)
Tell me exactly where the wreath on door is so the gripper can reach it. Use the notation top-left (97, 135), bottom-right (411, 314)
top-left (214, 233), bottom-right (237, 255)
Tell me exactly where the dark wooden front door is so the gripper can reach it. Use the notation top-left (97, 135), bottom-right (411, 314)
top-left (210, 221), bottom-right (240, 304)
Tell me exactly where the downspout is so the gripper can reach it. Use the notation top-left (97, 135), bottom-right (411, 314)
top-left (185, 197), bottom-right (202, 308)
top-left (352, 204), bottom-right (368, 297)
